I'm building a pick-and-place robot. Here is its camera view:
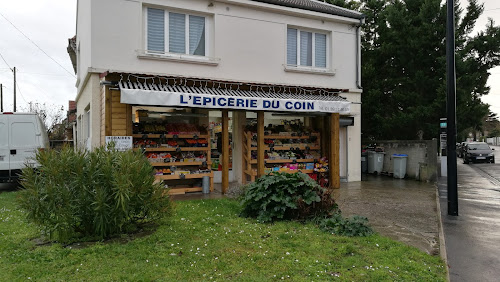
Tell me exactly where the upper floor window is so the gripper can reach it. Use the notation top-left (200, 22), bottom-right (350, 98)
top-left (147, 7), bottom-right (206, 56)
top-left (287, 27), bottom-right (327, 68)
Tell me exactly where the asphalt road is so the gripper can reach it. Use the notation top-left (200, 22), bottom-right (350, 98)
top-left (439, 146), bottom-right (500, 282)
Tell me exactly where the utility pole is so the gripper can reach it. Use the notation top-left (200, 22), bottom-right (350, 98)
top-left (0, 83), bottom-right (3, 112)
top-left (446, 0), bottom-right (458, 216)
top-left (13, 67), bottom-right (16, 112)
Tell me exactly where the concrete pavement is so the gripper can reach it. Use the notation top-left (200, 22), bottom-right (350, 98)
top-left (334, 175), bottom-right (440, 255)
top-left (438, 145), bottom-right (500, 281)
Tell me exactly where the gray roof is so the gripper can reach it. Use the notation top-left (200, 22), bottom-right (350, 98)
top-left (251, 0), bottom-right (364, 20)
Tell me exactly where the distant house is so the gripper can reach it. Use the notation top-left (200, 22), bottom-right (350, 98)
top-left (68, 0), bottom-right (365, 187)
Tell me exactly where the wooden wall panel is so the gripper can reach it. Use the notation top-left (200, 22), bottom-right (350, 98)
top-left (109, 89), bottom-right (129, 136)
top-left (257, 111), bottom-right (265, 178)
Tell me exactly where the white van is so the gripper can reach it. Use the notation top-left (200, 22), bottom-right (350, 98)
top-left (0, 112), bottom-right (49, 182)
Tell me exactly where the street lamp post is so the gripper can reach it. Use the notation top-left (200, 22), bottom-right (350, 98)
top-left (446, 0), bottom-right (458, 216)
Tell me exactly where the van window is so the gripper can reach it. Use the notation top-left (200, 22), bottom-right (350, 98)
top-left (11, 122), bottom-right (37, 147)
top-left (0, 122), bottom-right (7, 147)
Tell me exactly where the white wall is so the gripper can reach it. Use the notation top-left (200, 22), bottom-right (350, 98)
top-left (77, 0), bottom-right (361, 92)
top-left (343, 93), bottom-right (361, 182)
top-left (76, 0), bottom-right (92, 89)
top-left (75, 74), bottom-right (101, 149)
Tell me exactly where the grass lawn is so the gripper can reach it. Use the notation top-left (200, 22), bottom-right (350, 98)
top-left (0, 191), bottom-right (446, 281)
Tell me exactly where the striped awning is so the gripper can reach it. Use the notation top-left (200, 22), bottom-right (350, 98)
top-left (118, 80), bottom-right (351, 114)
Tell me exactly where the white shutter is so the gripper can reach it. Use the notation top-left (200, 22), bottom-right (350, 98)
top-left (300, 31), bottom-right (312, 66)
top-left (169, 12), bottom-right (186, 54)
top-left (147, 8), bottom-right (165, 52)
top-left (315, 33), bottom-right (327, 68)
top-left (287, 28), bottom-right (297, 65)
top-left (189, 15), bottom-right (205, 56)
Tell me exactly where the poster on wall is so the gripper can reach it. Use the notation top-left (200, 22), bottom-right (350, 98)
top-left (105, 136), bottom-right (132, 151)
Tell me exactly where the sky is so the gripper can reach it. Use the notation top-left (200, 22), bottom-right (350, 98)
top-left (0, 0), bottom-right (499, 116)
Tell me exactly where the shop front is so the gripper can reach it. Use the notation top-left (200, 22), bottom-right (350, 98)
top-left (103, 73), bottom-right (352, 195)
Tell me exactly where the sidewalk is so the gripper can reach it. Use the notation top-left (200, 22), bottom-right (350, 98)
top-left (333, 175), bottom-right (440, 255)
top-left (438, 158), bottom-right (500, 281)
top-left (173, 175), bottom-right (441, 255)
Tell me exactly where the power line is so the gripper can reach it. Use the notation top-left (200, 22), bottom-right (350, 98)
top-left (0, 51), bottom-right (12, 70)
top-left (15, 80), bottom-right (28, 103)
top-left (0, 12), bottom-right (76, 79)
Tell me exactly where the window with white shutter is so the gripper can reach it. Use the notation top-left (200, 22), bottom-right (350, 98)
top-left (287, 27), bottom-right (328, 69)
top-left (147, 8), bottom-right (165, 52)
top-left (287, 28), bottom-right (297, 65)
top-left (146, 8), bottom-right (207, 56)
top-left (169, 12), bottom-right (186, 54)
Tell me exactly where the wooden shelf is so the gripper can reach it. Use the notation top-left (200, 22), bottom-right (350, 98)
top-left (263, 134), bottom-right (319, 139)
top-left (134, 126), bottom-right (213, 194)
top-left (150, 161), bottom-right (210, 167)
top-left (278, 169), bottom-right (314, 174)
top-left (245, 169), bottom-right (314, 176)
top-left (154, 172), bottom-right (213, 180)
top-left (250, 159), bottom-right (315, 164)
top-left (133, 134), bottom-right (209, 139)
top-left (135, 147), bottom-right (210, 152)
top-left (243, 130), bottom-right (321, 184)
top-left (168, 187), bottom-right (203, 195)
top-left (249, 145), bottom-right (320, 151)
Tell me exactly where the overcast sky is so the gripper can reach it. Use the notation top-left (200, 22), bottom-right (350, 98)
top-left (0, 0), bottom-right (499, 117)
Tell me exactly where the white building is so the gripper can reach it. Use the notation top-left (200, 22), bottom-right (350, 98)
top-left (68, 0), bottom-right (364, 186)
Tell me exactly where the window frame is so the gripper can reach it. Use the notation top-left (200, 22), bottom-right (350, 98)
top-left (145, 7), bottom-right (209, 57)
top-left (286, 26), bottom-right (332, 73)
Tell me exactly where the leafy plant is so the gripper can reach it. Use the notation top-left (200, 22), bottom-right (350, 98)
top-left (319, 214), bottom-right (374, 237)
top-left (239, 172), bottom-right (337, 222)
top-left (17, 145), bottom-right (172, 242)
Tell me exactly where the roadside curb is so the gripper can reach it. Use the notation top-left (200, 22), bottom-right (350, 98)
top-left (435, 181), bottom-right (450, 282)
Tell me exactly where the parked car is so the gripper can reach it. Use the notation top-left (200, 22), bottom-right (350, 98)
top-left (0, 112), bottom-right (49, 183)
top-left (463, 142), bottom-right (495, 164)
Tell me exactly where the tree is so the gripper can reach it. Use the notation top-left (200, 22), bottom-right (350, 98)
top-left (21, 102), bottom-right (66, 140)
top-left (329, 0), bottom-right (500, 141)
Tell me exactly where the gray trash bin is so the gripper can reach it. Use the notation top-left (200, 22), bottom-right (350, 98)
top-left (392, 154), bottom-right (408, 179)
top-left (361, 152), bottom-right (368, 173)
top-left (367, 151), bottom-right (385, 175)
top-left (202, 176), bottom-right (210, 194)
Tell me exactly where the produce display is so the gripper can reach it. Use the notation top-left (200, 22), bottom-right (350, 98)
top-left (251, 150), bottom-right (320, 161)
top-left (264, 162), bottom-right (315, 174)
top-left (243, 119), bottom-right (324, 184)
top-left (134, 122), bottom-right (207, 135)
top-left (145, 152), bottom-right (207, 163)
top-left (314, 157), bottom-right (329, 172)
top-left (132, 116), bottom-right (213, 194)
top-left (245, 119), bottom-right (314, 136)
top-left (154, 167), bottom-right (211, 176)
top-left (134, 138), bottom-right (208, 148)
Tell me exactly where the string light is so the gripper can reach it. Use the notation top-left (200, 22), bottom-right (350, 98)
top-left (118, 73), bottom-right (345, 100)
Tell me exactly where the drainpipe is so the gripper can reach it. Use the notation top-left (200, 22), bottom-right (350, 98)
top-left (355, 18), bottom-right (364, 90)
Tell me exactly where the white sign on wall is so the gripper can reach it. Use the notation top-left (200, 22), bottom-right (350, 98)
top-left (120, 89), bottom-right (351, 114)
top-left (105, 136), bottom-right (132, 151)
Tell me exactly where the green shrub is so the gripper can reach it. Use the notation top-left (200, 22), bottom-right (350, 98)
top-left (319, 214), bottom-right (374, 237)
top-left (239, 172), bottom-right (337, 222)
top-left (17, 145), bottom-right (172, 242)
